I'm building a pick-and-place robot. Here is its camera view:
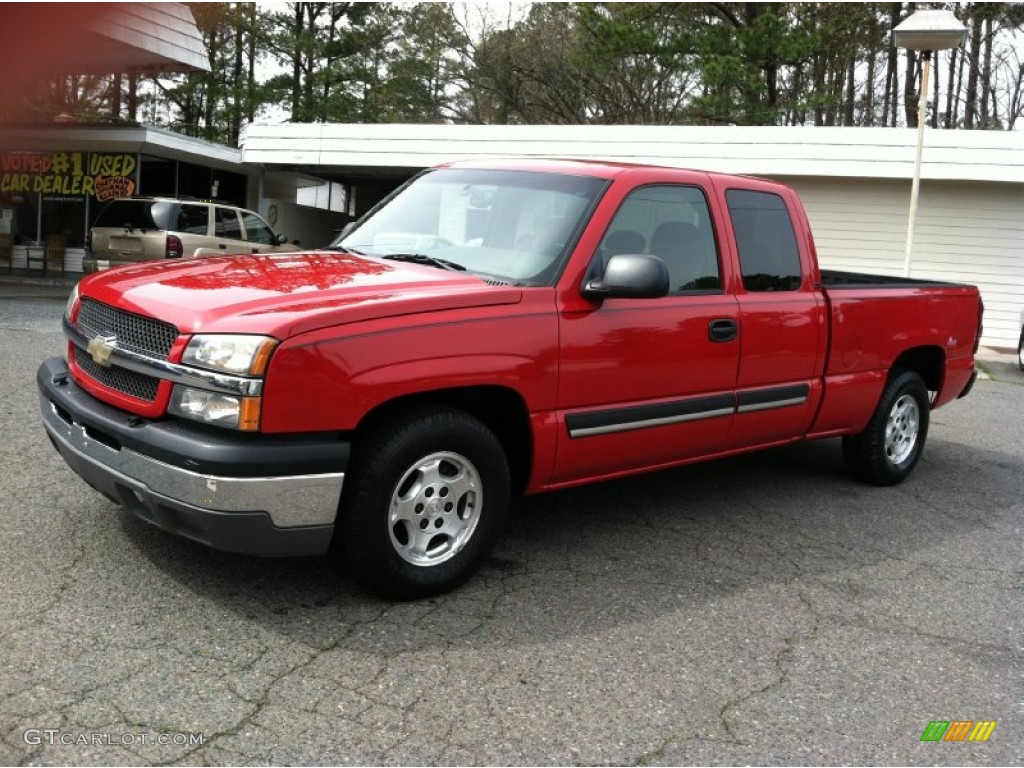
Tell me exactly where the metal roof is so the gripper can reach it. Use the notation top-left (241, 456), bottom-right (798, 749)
top-left (83, 3), bottom-right (211, 74)
top-left (0, 124), bottom-right (241, 171)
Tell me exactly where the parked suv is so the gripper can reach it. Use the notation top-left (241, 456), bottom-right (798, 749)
top-left (83, 197), bottom-right (300, 273)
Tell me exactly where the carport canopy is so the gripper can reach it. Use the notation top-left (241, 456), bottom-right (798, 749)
top-left (3, 3), bottom-right (208, 100)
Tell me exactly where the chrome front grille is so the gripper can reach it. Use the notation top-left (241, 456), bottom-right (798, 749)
top-left (77, 298), bottom-right (178, 359)
top-left (74, 347), bottom-right (160, 402)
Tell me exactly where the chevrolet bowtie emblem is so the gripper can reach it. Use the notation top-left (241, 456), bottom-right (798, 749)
top-left (87, 335), bottom-right (117, 367)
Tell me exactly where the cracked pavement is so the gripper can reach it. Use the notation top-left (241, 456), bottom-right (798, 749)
top-left (1, 294), bottom-right (1021, 766)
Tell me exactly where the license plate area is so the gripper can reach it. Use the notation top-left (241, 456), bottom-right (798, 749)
top-left (108, 236), bottom-right (144, 254)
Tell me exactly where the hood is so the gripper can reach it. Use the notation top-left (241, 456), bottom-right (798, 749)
top-left (79, 251), bottom-right (522, 339)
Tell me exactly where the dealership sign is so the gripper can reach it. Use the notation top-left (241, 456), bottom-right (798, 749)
top-left (0, 152), bottom-right (137, 200)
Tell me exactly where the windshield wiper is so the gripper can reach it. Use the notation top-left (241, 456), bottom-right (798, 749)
top-left (380, 253), bottom-right (466, 272)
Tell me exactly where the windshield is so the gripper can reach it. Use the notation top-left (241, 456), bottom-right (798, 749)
top-left (333, 169), bottom-right (607, 285)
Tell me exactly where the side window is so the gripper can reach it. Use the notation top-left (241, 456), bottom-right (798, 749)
top-left (241, 212), bottom-right (274, 245)
top-left (596, 185), bottom-right (720, 293)
top-left (726, 190), bottom-right (803, 292)
top-left (214, 207), bottom-right (242, 239)
top-left (176, 204), bottom-right (210, 235)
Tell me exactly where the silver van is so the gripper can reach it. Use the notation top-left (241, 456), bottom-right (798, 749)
top-left (84, 197), bottom-right (300, 273)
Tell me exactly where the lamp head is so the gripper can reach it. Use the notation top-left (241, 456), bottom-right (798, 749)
top-left (893, 9), bottom-right (967, 52)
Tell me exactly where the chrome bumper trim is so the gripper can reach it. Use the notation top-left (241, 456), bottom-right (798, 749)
top-left (41, 394), bottom-right (343, 527)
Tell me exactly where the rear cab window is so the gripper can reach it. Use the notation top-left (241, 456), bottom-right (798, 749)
top-left (725, 189), bottom-right (803, 292)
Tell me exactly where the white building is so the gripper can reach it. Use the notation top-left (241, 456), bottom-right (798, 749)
top-left (240, 123), bottom-right (1024, 348)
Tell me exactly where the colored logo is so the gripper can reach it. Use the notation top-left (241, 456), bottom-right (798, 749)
top-left (920, 720), bottom-right (997, 742)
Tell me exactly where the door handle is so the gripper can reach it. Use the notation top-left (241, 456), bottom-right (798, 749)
top-left (708, 318), bottom-right (738, 342)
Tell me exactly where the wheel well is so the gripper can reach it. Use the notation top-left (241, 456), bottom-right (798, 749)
top-left (355, 387), bottom-right (533, 495)
top-left (891, 346), bottom-right (944, 392)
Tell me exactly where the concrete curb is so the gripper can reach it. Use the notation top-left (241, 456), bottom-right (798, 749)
top-left (0, 273), bottom-right (81, 289)
top-left (976, 346), bottom-right (1017, 366)
top-left (0, 274), bottom-right (78, 300)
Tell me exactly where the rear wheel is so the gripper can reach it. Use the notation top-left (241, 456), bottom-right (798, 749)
top-left (1017, 329), bottom-right (1023, 371)
top-left (339, 407), bottom-right (510, 600)
top-left (843, 369), bottom-right (930, 486)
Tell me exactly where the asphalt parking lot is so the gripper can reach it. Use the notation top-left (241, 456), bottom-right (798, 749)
top-left (1, 292), bottom-right (1021, 766)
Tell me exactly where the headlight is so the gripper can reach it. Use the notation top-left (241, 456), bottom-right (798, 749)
top-left (173, 335), bottom-right (277, 430)
top-left (65, 284), bottom-right (80, 321)
top-left (182, 334), bottom-right (277, 376)
top-left (168, 386), bottom-right (261, 431)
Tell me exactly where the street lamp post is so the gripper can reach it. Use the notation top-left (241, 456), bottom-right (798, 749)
top-left (892, 9), bottom-right (967, 278)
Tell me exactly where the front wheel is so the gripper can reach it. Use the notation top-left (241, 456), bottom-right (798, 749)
top-left (842, 369), bottom-right (930, 486)
top-left (338, 407), bottom-right (510, 600)
top-left (1017, 329), bottom-right (1024, 371)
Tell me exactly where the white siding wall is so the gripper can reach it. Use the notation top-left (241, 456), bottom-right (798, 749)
top-left (262, 197), bottom-right (345, 250)
top-left (241, 124), bottom-right (1024, 184)
top-left (782, 176), bottom-right (1024, 348)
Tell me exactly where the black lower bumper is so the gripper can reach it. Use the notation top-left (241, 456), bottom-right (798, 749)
top-left (38, 356), bottom-right (350, 557)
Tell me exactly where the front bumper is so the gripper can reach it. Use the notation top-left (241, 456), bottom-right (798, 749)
top-left (38, 356), bottom-right (349, 557)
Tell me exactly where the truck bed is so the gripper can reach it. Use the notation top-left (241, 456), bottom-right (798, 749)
top-left (820, 269), bottom-right (972, 289)
top-left (818, 272), bottom-right (980, 418)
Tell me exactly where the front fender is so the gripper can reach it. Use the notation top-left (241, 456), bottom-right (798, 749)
top-left (260, 308), bottom-right (558, 433)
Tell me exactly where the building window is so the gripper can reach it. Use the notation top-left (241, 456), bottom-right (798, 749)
top-left (0, 194), bottom-right (38, 245)
top-left (41, 195), bottom-right (87, 248)
top-left (297, 181), bottom-right (347, 213)
top-left (140, 154), bottom-right (177, 197)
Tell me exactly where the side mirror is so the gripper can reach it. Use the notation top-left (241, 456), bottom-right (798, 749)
top-left (581, 253), bottom-right (669, 300)
top-left (275, 233), bottom-right (288, 245)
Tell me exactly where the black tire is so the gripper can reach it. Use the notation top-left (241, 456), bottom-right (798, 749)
top-left (842, 369), bottom-right (930, 486)
top-left (338, 407), bottom-right (510, 600)
top-left (1017, 329), bottom-right (1024, 371)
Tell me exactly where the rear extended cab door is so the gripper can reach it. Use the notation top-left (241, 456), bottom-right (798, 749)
top-left (550, 168), bottom-right (741, 487)
top-left (708, 176), bottom-right (829, 449)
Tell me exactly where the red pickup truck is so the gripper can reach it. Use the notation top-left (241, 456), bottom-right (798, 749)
top-left (38, 160), bottom-right (982, 598)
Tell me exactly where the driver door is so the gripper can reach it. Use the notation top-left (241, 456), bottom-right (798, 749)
top-left (553, 183), bottom-right (740, 485)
